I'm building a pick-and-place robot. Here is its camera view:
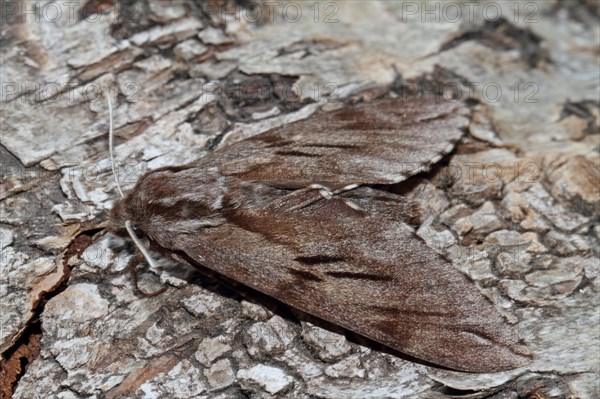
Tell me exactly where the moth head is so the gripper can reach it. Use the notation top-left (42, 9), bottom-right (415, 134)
top-left (107, 179), bottom-right (161, 242)
top-left (108, 167), bottom-right (228, 246)
top-left (107, 194), bottom-right (135, 237)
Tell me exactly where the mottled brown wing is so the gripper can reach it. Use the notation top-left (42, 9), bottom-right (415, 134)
top-left (195, 98), bottom-right (468, 188)
top-left (177, 191), bottom-right (530, 373)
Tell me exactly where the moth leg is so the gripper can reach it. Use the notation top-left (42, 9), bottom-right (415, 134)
top-left (308, 184), bottom-right (334, 200)
top-left (307, 183), bottom-right (362, 210)
top-left (265, 183), bottom-right (362, 212)
top-left (307, 183), bottom-right (364, 211)
top-left (308, 183), bottom-right (360, 199)
top-left (331, 184), bottom-right (363, 210)
top-left (332, 183), bottom-right (360, 195)
top-left (128, 250), bottom-right (168, 297)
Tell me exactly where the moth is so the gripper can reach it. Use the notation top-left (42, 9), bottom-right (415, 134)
top-left (107, 97), bottom-right (531, 372)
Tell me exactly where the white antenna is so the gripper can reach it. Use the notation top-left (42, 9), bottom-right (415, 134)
top-left (107, 93), bottom-right (124, 198)
top-left (106, 92), bottom-right (158, 270)
top-left (125, 220), bottom-right (158, 269)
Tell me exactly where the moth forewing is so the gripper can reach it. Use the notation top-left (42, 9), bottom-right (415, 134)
top-left (108, 97), bottom-right (531, 372)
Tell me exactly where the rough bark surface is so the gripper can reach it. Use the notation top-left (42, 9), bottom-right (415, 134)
top-left (1, 1), bottom-right (598, 398)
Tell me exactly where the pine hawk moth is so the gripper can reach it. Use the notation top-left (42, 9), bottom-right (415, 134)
top-left (107, 97), bottom-right (531, 372)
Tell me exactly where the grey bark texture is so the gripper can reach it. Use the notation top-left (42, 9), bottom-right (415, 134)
top-left (1, 1), bottom-right (599, 398)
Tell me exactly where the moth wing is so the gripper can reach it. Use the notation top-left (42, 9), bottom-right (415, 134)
top-left (179, 191), bottom-right (530, 372)
top-left (196, 98), bottom-right (468, 188)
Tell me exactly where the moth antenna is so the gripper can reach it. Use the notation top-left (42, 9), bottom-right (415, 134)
top-left (125, 220), bottom-right (158, 270)
top-left (106, 92), bottom-right (124, 198)
top-left (105, 92), bottom-right (161, 282)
